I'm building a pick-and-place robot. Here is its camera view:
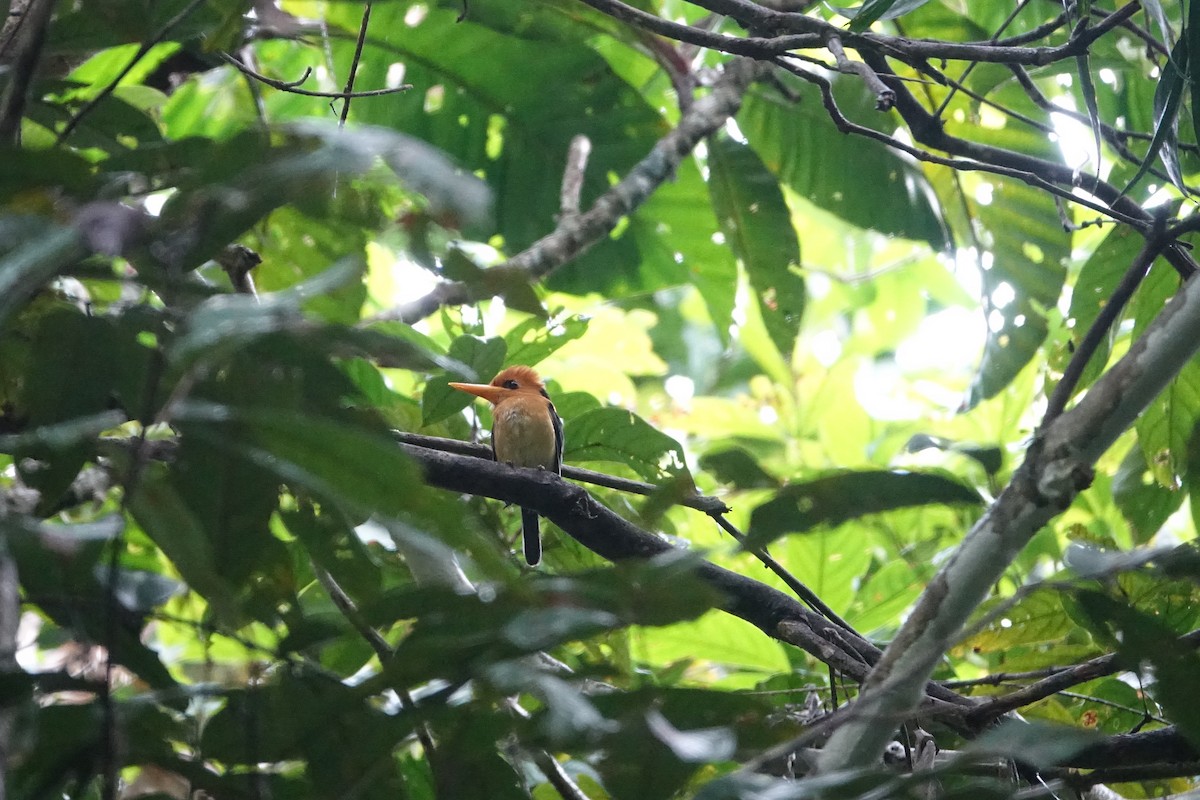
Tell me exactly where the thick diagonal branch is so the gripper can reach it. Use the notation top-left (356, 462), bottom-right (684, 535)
top-left (817, 234), bottom-right (1200, 770)
top-left (397, 442), bottom-right (974, 713)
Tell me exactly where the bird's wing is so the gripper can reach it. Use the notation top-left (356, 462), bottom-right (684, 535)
top-left (549, 399), bottom-right (564, 475)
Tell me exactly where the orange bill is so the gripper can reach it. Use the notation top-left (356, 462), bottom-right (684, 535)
top-left (448, 381), bottom-right (506, 404)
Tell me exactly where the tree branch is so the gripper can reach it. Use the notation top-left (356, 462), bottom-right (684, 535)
top-left (395, 442), bottom-right (977, 714)
top-left (816, 211), bottom-right (1200, 771)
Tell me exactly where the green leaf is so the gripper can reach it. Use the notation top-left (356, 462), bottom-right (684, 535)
top-left (1122, 37), bottom-right (1189, 196)
top-left (740, 80), bottom-right (948, 250)
top-left (1075, 590), bottom-right (1200, 747)
top-left (563, 407), bottom-right (691, 484)
top-left (502, 315), bottom-right (588, 368)
top-left (846, 0), bottom-right (932, 31)
top-left (964, 177), bottom-right (1069, 407)
top-left (1132, 263), bottom-right (1200, 486)
top-left (967, 719), bottom-right (1102, 770)
top-left (699, 447), bottom-right (780, 490)
top-left (708, 134), bottom-right (805, 357)
top-left (169, 257), bottom-right (365, 367)
top-left (0, 217), bottom-right (85, 330)
top-left (1061, 225), bottom-right (1148, 399)
top-left (421, 335), bottom-right (505, 426)
top-left (747, 470), bottom-right (981, 547)
top-left (176, 402), bottom-right (423, 519)
top-left (1113, 444), bottom-right (1183, 544)
top-left (127, 464), bottom-right (245, 625)
top-left (15, 309), bottom-right (124, 508)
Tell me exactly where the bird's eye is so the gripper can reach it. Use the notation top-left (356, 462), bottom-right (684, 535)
top-left (503, 380), bottom-right (519, 390)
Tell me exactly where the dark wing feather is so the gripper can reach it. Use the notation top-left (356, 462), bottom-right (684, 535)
top-left (548, 400), bottom-right (563, 474)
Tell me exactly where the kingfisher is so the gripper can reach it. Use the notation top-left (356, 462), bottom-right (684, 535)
top-left (449, 366), bottom-right (563, 565)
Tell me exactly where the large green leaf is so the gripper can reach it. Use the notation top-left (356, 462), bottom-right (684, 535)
top-left (739, 79), bottom-right (948, 250)
top-left (962, 176), bottom-right (1070, 407)
top-left (563, 407), bottom-right (691, 484)
top-left (1131, 262), bottom-right (1200, 487)
top-left (708, 134), bottom-right (804, 356)
top-left (1061, 225), bottom-right (1148, 399)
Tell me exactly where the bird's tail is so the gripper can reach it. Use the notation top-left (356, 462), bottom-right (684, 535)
top-left (521, 508), bottom-right (542, 566)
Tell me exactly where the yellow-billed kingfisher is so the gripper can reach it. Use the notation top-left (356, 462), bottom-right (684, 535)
top-left (449, 366), bottom-right (563, 566)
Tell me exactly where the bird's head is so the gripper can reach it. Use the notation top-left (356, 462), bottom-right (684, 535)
top-left (448, 365), bottom-right (548, 405)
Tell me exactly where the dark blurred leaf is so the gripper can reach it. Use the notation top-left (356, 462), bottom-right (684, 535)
top-left (292, 121), bottom-right (493, 232)
top-left (904, 434), bottom-right (1003, 476)
top-left (365, 553), bottom-right (719, 687)
top-left (202, 669), bottom-right (412, 800)
top-left (175, 402), bottom-right (420, 519)
top-left (16, 309), bottom-right (124, 508)
top-left (168, 257), bottom-right (364, 368)
top-left (5, 514), bottom-right (177, 689)
top-left (700, 447), bottom-right (780, 490)
top-left (646, 708), bottom-right (735, 762)
top-left (748, 470), bottom-right (981, 547)
top-left (127, 464), bottom-right (245, 624)
top-left (0, 147), bottom-right (97, 198)
top-left (966, 719), bottom-right (1101, 769)
top-left (0, 217), bottom-right (85, 330)
top-left (1076, 589), bottom-right (1200, 746)
top-left (564, 407), bottom-right (692, 484)
top-left (708, 135), bottom-right (804, 356)
top-left (441, 248), bottom-right (542, 316)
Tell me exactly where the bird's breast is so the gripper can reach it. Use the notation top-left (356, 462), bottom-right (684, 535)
top-left (492, 400), bottom-right (558, 469)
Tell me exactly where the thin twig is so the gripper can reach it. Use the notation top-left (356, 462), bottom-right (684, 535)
top-left (219, 51), bottom-right (410, 99)
top-left (1042, 232), bottom-right (1164, 424)
top-left (966, 629), bottom-right (1200, 724)
top-left (314, 565), bottom-right (439, 759)
top-left (826, 35), bottom-right (893, 110)
top-left (709, 513), bottom-right (859, 636)
top-left (930, 0), bottom-right (1036, 119)
top-left (55, 0), bottom-right (208, 146)
top-left (338, 0), bottom-right (373, 127)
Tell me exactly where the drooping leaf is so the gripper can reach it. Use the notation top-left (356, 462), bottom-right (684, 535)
top-left (747, 470), bottom-right (981, 547)
top-left (708, 134), bottom-right (805, 357)
top-left (1132, 262), bottom-right (1200, 487)
top-left (1122, 37), bottom-right (1189, 196)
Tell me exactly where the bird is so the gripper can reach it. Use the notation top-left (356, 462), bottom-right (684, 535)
top-left (448, 365), bottom-right (563, 566)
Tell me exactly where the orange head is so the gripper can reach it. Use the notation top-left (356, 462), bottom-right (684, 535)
top-left (448, 365), bottom-right (548, 404)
